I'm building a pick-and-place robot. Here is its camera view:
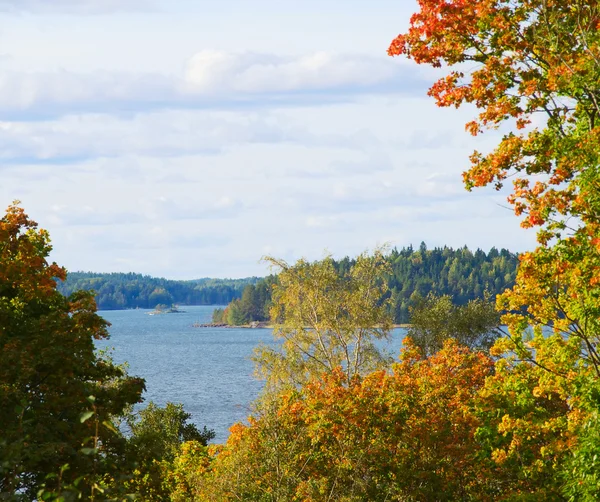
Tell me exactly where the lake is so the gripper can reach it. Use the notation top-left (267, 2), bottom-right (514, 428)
top-left (97, 305), bottom-right (406, 443)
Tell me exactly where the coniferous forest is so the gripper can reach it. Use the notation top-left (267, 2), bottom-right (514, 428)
top-left (213, 244), bottom-right (519, 325)
top-left (57, 245), bottom-right (518, 323)
top-left (56, 273), bottom-right (261, 310)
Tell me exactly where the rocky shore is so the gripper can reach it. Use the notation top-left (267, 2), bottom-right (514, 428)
top-left (192, 321), bottom-right (271, 329)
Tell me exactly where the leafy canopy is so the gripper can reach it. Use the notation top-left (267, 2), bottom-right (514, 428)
top-left (176, 340), bottom-right (494, 501)
top-left (0, 203), bottom-right (145, 499)
top-left (408, 292), bottom-right (502, 356)
top-left (389, 0), bottom-right (600, 368)
top-left (391, 1), bottom-right (600, 498)
top-left (254, 250), bottom-right (393, 389)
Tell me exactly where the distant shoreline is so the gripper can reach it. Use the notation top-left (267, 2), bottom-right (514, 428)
top-left (192, 322), bottom-right (411, 329)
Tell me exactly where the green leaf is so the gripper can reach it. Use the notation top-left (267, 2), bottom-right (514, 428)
top-left (102, 420), bottom-right (119, 434)
top-left (79, 411), bottom-right (94, 423)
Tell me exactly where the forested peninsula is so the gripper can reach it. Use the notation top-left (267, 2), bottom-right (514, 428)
top-left (214, 243), bottom-right (519, 325)
top-left (56, 273), bottom-right (261, 310)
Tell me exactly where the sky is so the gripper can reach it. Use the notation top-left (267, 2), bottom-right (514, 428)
top-left (0, 0), bottom-right (537, 279)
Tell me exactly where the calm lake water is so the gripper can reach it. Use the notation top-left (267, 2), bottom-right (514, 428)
top-left (97, 306), bottom-right (406, 443)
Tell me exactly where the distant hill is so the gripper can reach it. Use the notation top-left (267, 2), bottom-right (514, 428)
top-left (57, 272), bottom-right (262, 310)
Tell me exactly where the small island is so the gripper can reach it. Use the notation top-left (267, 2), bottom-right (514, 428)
top-left (192, 320), bottom-right (269, 329)
top-left (147, 304), bottom-right (185, 315)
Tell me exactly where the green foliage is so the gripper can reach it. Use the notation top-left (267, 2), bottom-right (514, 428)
top-left (392, 0), bottom-right (600, 496)
top-left (0, 204), bottom-right (146, 499)
top-left (408, 292), bottom-right (502, 356)
top-left (127, 402), bottom-right (215, 461)
top-left (190, 341), bottom-right (494, 501)
top-left (219, 244), bottom-right (518, 325)
top-left (563, 412), bottom-right (600, 501)
top-left (254, 250), bottom-right (393, 389)
top-left (225, 299), bottom-right (247, 326)
top-left (561, 378), bottom-right (600, 501)
top-left (211, 307), bottom-right (225, 323)
top-left (57, 272), bottom-right (261, 310)
top-left (165, 441), bottom-right (212, 502)
top-left (123, 402), bottom-right (215, 500)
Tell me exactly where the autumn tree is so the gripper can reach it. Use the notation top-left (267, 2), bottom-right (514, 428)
top-left (390, 1), bottom-right (600, 497)
top-left (0, 203), bottom-right (145, 499)
top-left (389, 0), bottom-right (600, 368)
top-left (180, 340), bottom-right (494, 501)
top-left (254, 250), bottom-right (393, 389)
top-left (408, 292), bottom-right (501, 356)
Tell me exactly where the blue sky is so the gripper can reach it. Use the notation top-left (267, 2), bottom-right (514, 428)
top-left (0, 0), bottom-right (536, 278)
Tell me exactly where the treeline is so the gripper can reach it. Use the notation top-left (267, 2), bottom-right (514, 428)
top-left (57, 272), bottom-right (261, 310)
top-left (214, 243), bottom-right (519, 324)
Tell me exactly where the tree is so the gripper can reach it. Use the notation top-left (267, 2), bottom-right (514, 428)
top-left (390, 3), bottom-right (600, 496)
top-left (562, 381), bottom-right (600, 501)
top-left (389, 0), bottom-right (600, 370)
top-left (216, 246), bottom-right (519, 325)
top-left (408, 292), bottom-right (502, 356)
top-left (225, 299), bottom-right (247, 326)
top-left (184, 340), bottom-right (494, 501)
top-left (127, 402), bottom-right (215, 460)
top-left (164, 441), bottom-right (213, 502)
top-left (0, 203), bottom-right (145, 499)
top-left (124, 402), bottom-right (215, 500)
top-left (473, 334), bottom-right (581, 499)
top-left (238, 284), bottom-right (267, 322)
top-left (254, 250), bottom-right (393, 389)
top-left (211, 307), bottom-right (226, 323)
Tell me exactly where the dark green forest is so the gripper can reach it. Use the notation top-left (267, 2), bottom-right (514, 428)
top-left (57, 272), bottom-right (261, 310)
top-left (214, 243), bottom-right (519, 325)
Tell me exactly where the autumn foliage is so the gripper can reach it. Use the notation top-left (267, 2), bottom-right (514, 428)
top-left (167, 1), bottom-right (600, 500)
top-left (0, 204), bottom-right (146, 499)
top-left (171, 340), bottom-right (493, 501)
top-left (389, 0), bottom-right (600, 360)
top-left (387, 0), bottom-right (600, 499)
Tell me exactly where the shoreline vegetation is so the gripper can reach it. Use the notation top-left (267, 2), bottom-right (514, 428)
top-left (212, 244), bottom-right (518, 326)
top-left (57, 272), bottom-right (261, 311)
top-left (191, 321), bottom-right (412, 329)
top-left (57, 245), bottom-right (519, 324)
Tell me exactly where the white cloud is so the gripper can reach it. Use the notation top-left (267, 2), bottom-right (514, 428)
top-left (154, 195), bottom-right (244, 221)
top-left (0, 0), bottom-right (155, 14)
top-left (0, 111), bottom-right (293, 162)
top-left (0, 1), bottom-right (538, 280)
top-left (47, 205), bottom-right (145, 226)
top-left (0, 51), bottom-right (427, 119)
top-left (0, 109), bottom-right (386, 164)
top-left (305, 215), bottom-right (341, 229)
top-left (183, 50), bottom-right (401, 95)
top-left (0, 70), bottom-right (175, 118)
top-left (0, 96), bottom-right (534, 279)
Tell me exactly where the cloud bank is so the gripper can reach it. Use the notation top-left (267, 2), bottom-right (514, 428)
top-left (0, 51), bottom-right (427, 120)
